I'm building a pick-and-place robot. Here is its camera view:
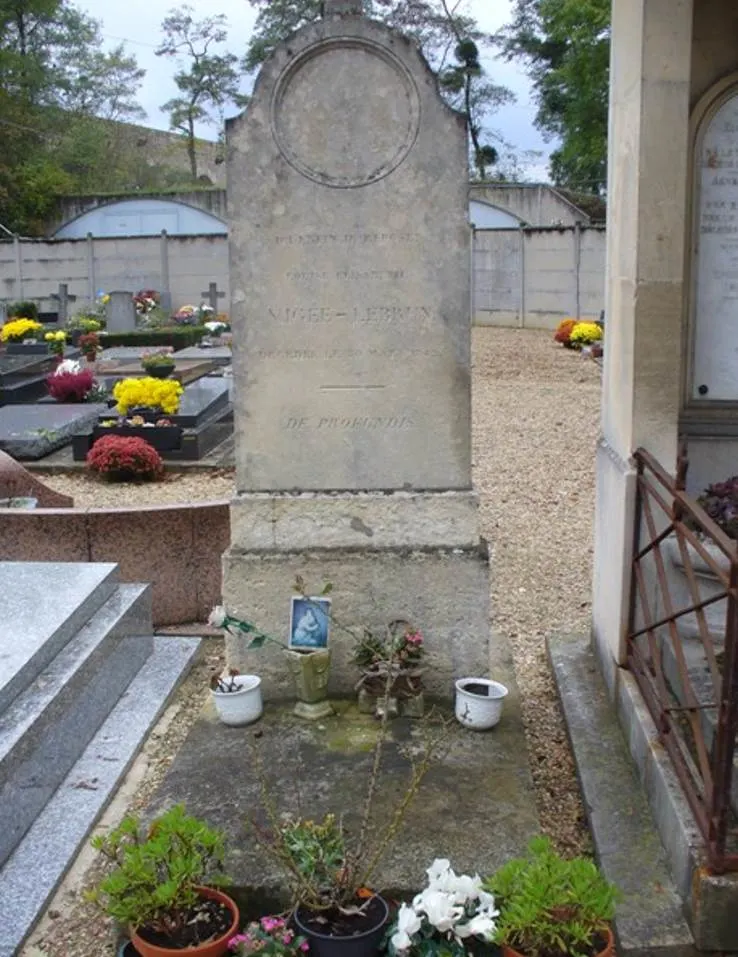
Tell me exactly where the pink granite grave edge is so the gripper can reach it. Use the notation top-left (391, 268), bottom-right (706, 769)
top-left (0, 501), bottom-right (230, 626)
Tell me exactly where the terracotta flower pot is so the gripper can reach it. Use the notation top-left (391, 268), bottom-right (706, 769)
top-left (502, 925), bottom-right (615, 957)
top-left (130, 886), bottom-right (240, 957)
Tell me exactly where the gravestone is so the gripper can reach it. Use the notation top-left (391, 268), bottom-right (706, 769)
top-left (223, 3), bottom-right (490, 699)
top-left (105, 291), bottom-right (137, 333)
top-left (692, 90), bottom-right (738, 401)
top-left (201, 282), bottom-right (225, 312)
top-left (0, 404), bottom-right (104, 459)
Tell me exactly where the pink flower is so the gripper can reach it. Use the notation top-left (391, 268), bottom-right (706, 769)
top-left (300, 944), bottom-right (309, 953)
top-left (282, 932), bottom-right (294, 945)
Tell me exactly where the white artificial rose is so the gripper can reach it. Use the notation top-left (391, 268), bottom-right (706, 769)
top-left (208, 605), bottom-right (227, 628)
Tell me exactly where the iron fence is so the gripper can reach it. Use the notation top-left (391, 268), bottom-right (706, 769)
top-left (627, 446), bottom-right (738, 873)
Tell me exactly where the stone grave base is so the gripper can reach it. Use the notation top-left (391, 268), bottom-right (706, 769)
top-left (144, 686), bottom-right (539, 911)
top-left (222, 545), bottom-right (490, 699)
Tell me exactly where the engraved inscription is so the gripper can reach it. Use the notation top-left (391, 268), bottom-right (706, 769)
top-left (284, 416), bottom-right (414, 431)
top-left (267, 305), bottom-right (433, 325)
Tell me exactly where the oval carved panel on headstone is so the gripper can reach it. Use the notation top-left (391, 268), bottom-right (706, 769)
top-left (271, 38), bottom-right (421, 188)
top-left (692, 88), bottom-right (738, 401)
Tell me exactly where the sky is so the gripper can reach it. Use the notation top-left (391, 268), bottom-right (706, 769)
top-left (75, 0), bottom-right (552, 180)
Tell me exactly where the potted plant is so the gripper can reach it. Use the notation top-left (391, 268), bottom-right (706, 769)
top-left (455, 678), bottom-right (508, 731)
top-left (93, 415), bottom-right (184, 452)
top-left (354, 620), bottom-right (425, 718)
top-left (484, 836), bottom-right (618, 957)
top-left (44, 329), bottom-right (67, 358)
top-left (113, 376), bottom-right (184, 416)
top-left (387, 858), bottom-right (498, 956)
top-left (567, 322), bottom-right (603, 351)
top-left (46, 365), bottom-right (97, 403)
top-left (228, 915), bottom-right (309, 957)
top-left (209, 590), bottom-right (335, 722)
top-left (141, 346), bottom-right (177, 378)
top-left (86, 434), bottom-right (164, 482)
top-left (87, 804), bottom-right (239, 957)
top-left (78, 331), bottom-right (101, 362)
top-left (209, 667), bottom-right (263, 727)
top-left (1, 317), bottom-right (45, 352)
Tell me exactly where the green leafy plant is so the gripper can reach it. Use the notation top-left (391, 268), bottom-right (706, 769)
top-left (87, 804), bottom-right (230, 938)
top-left (8, 301), bottom-right (39, 320)
top-left (485, 836), bottom-right (618, 957)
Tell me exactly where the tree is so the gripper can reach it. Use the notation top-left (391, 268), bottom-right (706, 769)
top-left (244, 0), bottom-right (514, 180)
top-left (497, 0), bottom-right (610, 194)
top-left (0, 0), bottom-right (148, 233)
top-left (156, 5), bottom-right (246, 180)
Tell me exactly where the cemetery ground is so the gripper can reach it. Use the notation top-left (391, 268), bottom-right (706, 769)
top-left (21, 328), bottom-right (601, 957)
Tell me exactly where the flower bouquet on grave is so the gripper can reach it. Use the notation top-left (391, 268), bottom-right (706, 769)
top-left (0, 318), bottom-right (44, 344)
top-left (387, 858), bottom-right (498, 957)
top-left (113, 376), bottom-right (183, 416)
top-left (44, 329), bottom-right (67, 358)
top-left (353, 620), bottom-right (425, 718)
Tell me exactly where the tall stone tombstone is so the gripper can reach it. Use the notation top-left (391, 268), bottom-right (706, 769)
top-left (106, 291), bottom-right (137, 333)
top-left (223, 0), bottom-right (490, 698)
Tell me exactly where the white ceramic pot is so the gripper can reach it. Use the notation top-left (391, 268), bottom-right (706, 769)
top-left (455, 678), bottom-right (509, 730)
top-left (211, 674), bottom-right (263, 726)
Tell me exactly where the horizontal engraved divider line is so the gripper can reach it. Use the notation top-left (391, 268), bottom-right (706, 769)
top-left (320, 385), bottom-right (386, 391)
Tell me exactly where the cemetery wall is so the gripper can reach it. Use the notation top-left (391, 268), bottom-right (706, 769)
top-left (470, 183), bottom-right (589, 226)
top-left (0, 501), bottom-right (230, 625)
top-left (473, 225), bottom-right (606, 328)
top-left (0, 227), bottom-right (604, 328)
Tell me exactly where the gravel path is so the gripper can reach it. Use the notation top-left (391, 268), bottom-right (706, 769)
top-left (22, 327), bottom-right (601, 955)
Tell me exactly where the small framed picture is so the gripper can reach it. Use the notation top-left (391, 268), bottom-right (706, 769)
top-left (289, 596), bottom-right (332, 650)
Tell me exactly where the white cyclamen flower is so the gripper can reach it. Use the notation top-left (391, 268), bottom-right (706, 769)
top-left (390, 903), bottom-right (422, 952)
top-left (208, 605), bottom-right (227, 628)
top-left (416, 889), bottom-right (462, 933)
top-left (426, 858), bottom-right (452, 887)
top-left (454, 913), bottom-right (497, 941)
top-left (448, 872), bottom-right (483, 905)
top-left (477, 890), bottom-right (498, 916)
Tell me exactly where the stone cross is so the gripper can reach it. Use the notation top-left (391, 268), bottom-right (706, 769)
top-left (322, 0), bottom-right (363, 14)
top-left (50, 283), bottom-right (77, 325)
top-left (200, 282), bottom-right (226, 312)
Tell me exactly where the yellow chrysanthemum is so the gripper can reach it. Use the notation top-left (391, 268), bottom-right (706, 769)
top-left (1, 318), bottom-right (44, 342)
top-left (568, 322), bottom-right (603, 346)
top-left (113, 377), bottom-right (183, 415)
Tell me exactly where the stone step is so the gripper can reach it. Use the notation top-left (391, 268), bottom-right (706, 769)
top-left (548, 635), bottom-right (699, 957)
top-left (0, 584), bottom-right (153, 869)
top-left (0, 635), bottom-right (201, 957)
top-left (0, 562), bottom-right (120, 712)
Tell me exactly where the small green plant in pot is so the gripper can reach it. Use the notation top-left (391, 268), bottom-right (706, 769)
top-left (484, 836), bottom-right (618, 957)
top-left (87, 804), bottom-right (239, 957)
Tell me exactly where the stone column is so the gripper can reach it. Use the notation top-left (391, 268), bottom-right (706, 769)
top-left (592, 0), bottom-right (693, 687)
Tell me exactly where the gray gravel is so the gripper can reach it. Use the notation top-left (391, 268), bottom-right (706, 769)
top-left (21, 327), bottom-right (600, 956)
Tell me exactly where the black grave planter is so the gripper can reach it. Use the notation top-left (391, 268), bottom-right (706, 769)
top-left (5, 342), bottom-right (50, 355)
top-left (293, 895), bottom-right (389, 957)
top-left (92, 424), bottom-right (184, 452)
top-left (143, 364), bottom-right (176, 379)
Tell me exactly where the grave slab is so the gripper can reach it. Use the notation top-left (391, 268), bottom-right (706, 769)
top-left (0, 403), bottom-right (106, 459)
top-left (171, 344), bottom-right (233, 366)
top-left (103, 358), bottom-right (217, 387)
top-left (146, 674), bottom-right (539, 905)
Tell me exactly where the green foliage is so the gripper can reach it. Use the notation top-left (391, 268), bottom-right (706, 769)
top-left (485, 836), bottom-right (618, 957)
top-left (497, 0), bottom-right (610, 194)
top-left (87, 804), bottom-right (230, 937)
top-left (8, 300), bottom-right (39, 319)
top-left (280, 815), bottom-right (346, 892)
top-left (156, 6), bottom-right (246, 180)
top-left (0, 0), bottom-right (148, 234)
top-left (99, 327), bottom-right (208, 349)
top-left (244, 0), bottom-right (513, 179)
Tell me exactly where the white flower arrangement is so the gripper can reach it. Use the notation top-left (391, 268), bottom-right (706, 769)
top-left (389, 859), bottom-right (498, 956)
top-left (54, 358), bottom-right (82, 376)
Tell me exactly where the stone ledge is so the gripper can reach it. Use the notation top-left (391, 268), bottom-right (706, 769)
top-left (230, 490), bottom-right (482, 550)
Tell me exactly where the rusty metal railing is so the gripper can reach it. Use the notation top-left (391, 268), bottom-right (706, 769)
top-left (627, 446), bottom-right (738, 872)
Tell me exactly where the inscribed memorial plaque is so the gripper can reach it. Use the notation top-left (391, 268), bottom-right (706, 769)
top-left (692, 91), bottom-right (738, 400)
top-left (227, 15), bottom-right (470, 491)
